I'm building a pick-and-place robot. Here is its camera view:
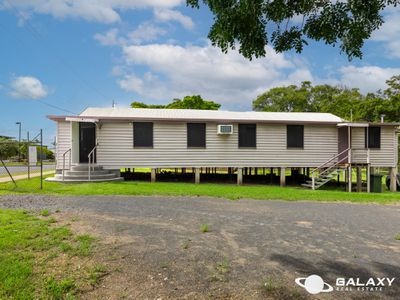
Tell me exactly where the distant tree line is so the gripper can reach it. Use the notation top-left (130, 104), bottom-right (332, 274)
top-left (253, 75), bottom-right (400, 122)
top-left (131, 95), bottom-right (221, 110)
top-left (0, 136), bottom-right (54, 161)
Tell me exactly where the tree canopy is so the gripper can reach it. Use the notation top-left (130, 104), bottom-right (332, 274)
top-left (187, 0), bottom-right (399, 60)
top-left (253, 75), bottom-right (400, 122)
top-left (131, 95), bottom-right (221, 110)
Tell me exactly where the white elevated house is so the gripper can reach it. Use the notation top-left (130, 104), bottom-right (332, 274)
top-left (47, 107), bottom-right (399, 192)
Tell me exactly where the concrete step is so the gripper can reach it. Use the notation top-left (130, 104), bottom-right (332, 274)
top-left (46, 177), bottom-right (124, 183)
top-left (71, 164), bottom-right (103, 171)
top-left (55, 173), bottom-right (118, 181)
top-left (64, 170), bottom-right (110, 176)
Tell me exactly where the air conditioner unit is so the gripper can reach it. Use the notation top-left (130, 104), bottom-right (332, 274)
top-left (217, 124), bottom-right (233, 135)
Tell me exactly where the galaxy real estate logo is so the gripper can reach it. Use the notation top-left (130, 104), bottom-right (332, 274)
top-left (295, 274), bottom-right (396, 295)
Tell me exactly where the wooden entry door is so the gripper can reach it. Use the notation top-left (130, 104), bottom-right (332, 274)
top-left (79, 122), bottom-right (96, 163)
top-left (338, 126), bottom-right (349, 163)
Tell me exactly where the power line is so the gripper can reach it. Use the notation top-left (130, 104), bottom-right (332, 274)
top-left (3, 0), bottom-right (112, 103)
top-left (0, 80), bottom-right (78, 115)
top-left (37, 99), bottom-right (77, 115)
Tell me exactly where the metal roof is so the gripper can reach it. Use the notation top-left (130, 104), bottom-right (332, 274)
top-left (58, 107), bottom-right (344, 124)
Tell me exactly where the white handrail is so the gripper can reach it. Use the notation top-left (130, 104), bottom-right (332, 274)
top-left (311, 147), bottom-right (350, 190)
top-left (312, 147), bottom-right (350, 174)
top-left (88, 145), bottom-right (97, 181)
top-left (62, 148), bottom-right (71, 181)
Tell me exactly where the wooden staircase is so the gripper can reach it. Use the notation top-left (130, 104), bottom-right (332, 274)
top-left (302, 148), bottom-right (350, 190)
top-left (302, 168), bottom-right (343, 189)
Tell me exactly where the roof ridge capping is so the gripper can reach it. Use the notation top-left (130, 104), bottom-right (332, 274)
top-left (85, 106), bottom-right (338, 114)
top-left (76, 107), bottom-right (343, 124)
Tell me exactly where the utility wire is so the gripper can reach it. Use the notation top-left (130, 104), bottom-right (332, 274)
top-left (0, 81), bottom-right (78, 115)
top-left (2, 0), bottom-right (112, 103)
top-left (37, 99), bottom-right (77, 115)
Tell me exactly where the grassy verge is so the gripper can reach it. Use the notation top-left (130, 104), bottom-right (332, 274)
top-left (0, 170), bottom-right (55, 179)
top-left (0, 177), bottom-right (399, 204)
top-left (0, 209), bottom-right (105, 299)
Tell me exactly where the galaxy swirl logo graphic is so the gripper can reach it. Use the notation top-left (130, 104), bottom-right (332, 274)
top-left (295, 274), bottom-right (334, 294)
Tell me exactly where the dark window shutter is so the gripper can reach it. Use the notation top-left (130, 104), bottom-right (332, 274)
top-left (187, 123), bottom-right (206, 148)
top-left (365, 127), bottom-right (381, 149)
top-left (287, 125), bottom-right (304, 148)
top-left (133, 122), bottom-right (153, 147)
top-left (239, 124), bottom-right (256, 148)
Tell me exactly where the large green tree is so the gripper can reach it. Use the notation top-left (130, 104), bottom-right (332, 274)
top-left (253, 75), bottom-right (400, 122)
top-left (0, 137), bottom-right (18, 160)
top-left (187, 0), bottom-right (399, 60)
top-left (131, 95), bottom-right (221, 110)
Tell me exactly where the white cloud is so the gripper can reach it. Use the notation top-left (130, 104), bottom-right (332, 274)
top-left (5, 0), bottom-right (183, 24)
top-left (339, 65), bottom-right (400, 93)
top-left (154, 8), bottom-right (194, 29)
top-left (94, 22), bottom-right (167, 46)
top-left (370, 7), bottom-right (400, 58)
top-left (115, 42), bottom-right (400, 108)
top-left (118, 73), bottom-right (144, 93)
top-left (117, 42), bottom-right (304, 109)
top-left (9, 76), bottom-right (48, 99)
top-left (128, 22), bottom-right (167, 44)
top-left (94, 28), bottom-right (122, 46)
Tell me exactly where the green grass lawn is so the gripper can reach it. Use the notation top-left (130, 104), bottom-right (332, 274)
top-left (1, 177), bottom-right (399, 204)
top-left (0, 209), bottom-right (103, 299)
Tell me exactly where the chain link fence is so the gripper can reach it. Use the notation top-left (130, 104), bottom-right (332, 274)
top-left (0, 130), bottom-right (55, 192)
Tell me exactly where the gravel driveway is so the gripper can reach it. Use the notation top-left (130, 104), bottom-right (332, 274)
top-left (0, 195), bottom-right (399, 299)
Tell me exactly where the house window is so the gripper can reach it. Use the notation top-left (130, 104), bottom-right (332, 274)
top-left (365, 127), bottom-right (381, 149)
top-left (287, 125), bottom-right (304, 148)
top-left (133, 122), bottom-right (153, 147)
top-left (239, 124), bottom-right (256, 148)
top-left (187, 123), bottom-right (206, 148)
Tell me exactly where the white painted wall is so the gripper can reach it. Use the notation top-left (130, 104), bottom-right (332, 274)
top-left (96, 122), bottom-right (339, 169)
top-left (55, 121), bottom-right (71, 169)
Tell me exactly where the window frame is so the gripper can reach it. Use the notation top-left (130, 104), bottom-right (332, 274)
top-left (286, 125), bottom-right (304, 149)
top-left (238, 124), bottom-right (257, 148)
top-left (187, 123), bottom-right (206, 148)
top-left (133, 122), bottom-right (153, 148)
top-left (365, 126), bottom-right (381, 149)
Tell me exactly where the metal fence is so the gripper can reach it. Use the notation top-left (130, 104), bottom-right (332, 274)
top-left (0, 130), bottom-right (55, 192)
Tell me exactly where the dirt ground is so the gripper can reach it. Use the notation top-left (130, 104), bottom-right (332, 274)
top-left (0, 195), bottom-right (399, 299)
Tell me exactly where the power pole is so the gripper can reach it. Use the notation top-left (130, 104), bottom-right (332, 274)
top-left (16, 122), bottom-right (21, 162)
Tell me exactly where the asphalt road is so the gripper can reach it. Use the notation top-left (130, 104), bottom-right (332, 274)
top-left (2, 164), bottom-right (55, 174)
top-left (0, 195), bottom-right (399, 299)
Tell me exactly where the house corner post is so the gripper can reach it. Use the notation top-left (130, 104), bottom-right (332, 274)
top-left (151, 168), bottom-right (156, 183)
top-left (348, 165), bottom-right (352, 193)
top-left (194, 168), bottom-right (200, 184)
top-left (366, 165), bottom-right (371, 193)
top-left (356, 166), bottom-right (362, 192)
top-left (237, 168), bottom-right (243, 185)
top-left (390, 167), bottom-right (398, 192)
top-left (280, 167), bottom-right (286, 187)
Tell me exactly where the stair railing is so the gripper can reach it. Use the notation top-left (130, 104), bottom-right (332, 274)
top-left (62, 148), bottom-right (71, 182)
top-left (88, 145), bottom-right (97, 181)
top-left (311, 147), bottom-right (350, 190)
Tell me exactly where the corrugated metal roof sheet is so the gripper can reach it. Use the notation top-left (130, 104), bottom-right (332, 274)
top-left (78, 107), bottom-right (343, 124)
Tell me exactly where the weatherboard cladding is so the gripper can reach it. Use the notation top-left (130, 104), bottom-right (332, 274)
top-left (56, 121), bottom-right (71, 169)
top-left (351, 126), bottom-right (396, 167)
top-left (95, 122), bottom-right (339, 169)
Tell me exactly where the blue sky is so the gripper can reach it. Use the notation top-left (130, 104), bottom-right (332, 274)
top-left (0, 1), bottom-right (399, 146)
